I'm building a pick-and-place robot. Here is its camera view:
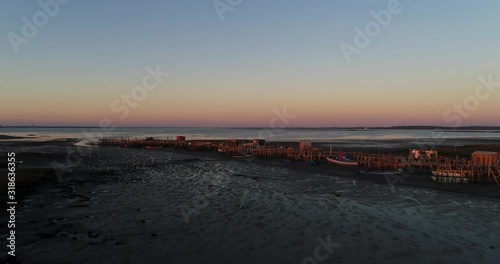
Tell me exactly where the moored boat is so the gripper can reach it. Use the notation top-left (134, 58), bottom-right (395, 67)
top-left (145, 146), bottom-right (162, 149)
top-left (431, 171), bottom-right (469, 183)
top-left (232, 154), bottom-right (252, 158)
top-left (326, 157), bottom-right (357, 166)
top-left (431, 176), bottom-right (469, 183)
top-left (431, 171), bottom-right (460, 177)
top-left (357, 170), bottom-right (402, 176)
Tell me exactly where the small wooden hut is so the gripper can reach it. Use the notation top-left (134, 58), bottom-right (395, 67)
top-left (299, 140), bottom-right (312, 151)
top-left (471, 151), bottom-right (499, 166)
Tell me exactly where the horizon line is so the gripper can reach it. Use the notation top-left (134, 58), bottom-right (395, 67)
top-left (2, 125), bottom-right (500, 130)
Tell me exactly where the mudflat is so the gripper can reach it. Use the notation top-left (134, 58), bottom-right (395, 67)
top-left (1, 139), bottom-right (499, 263)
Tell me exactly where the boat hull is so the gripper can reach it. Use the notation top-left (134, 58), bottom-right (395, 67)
top-left (357, 170), bottom-right (402, 176)
top-left (326, 157), bottom-right (357, 166)
top-left (232, 155), bottom-right (252, 158)
top-left (431, 171), bottom-right (461, 177)
top-left (431, 176), bottom-right (468, 184)
top-left (145, 146), bottom-right (162, 150)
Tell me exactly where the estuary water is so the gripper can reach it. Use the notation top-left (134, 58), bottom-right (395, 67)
top-left (1, 127), bottom-right (500, 142)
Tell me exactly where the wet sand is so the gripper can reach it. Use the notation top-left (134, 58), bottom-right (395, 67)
top-left (1, 139), bottom-right (499, 263)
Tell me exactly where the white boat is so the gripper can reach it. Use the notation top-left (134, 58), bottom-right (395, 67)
top-left (232, 154), bottom-right (252, 159)
top-left (326, 157), bottom-right (357, 166)
top-left (431, 176), bottom-right (469, 183)
top-left (358, 170), bottom-right (402, 176)
top-left (431, 171), bottom-right (468, 183)
top-left (431, 171), bottom-right (461, 177)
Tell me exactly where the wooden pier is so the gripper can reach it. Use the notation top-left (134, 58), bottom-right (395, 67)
top-left (357, 152), bottom-right (500, 185)
top-left (99, 138), bottom-right (333, 161)
top-left (98, 137), bottom-right (500, 186)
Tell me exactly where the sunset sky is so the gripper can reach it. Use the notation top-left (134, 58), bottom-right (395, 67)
top-left (1, 0), bottom-right (500, 127)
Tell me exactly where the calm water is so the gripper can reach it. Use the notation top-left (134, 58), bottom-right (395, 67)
top-left (2, 127), bottom-right (500, 142)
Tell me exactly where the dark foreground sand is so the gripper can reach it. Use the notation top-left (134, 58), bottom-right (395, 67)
top-left (1, 139), bottom-right (499, 264)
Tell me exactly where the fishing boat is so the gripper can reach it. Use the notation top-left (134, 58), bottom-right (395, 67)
top-left (326, 157), bottom-right (357, 166)
top-left (431, 175), bottom-right (469, 183)
top-left (357, 170), bottom-right (402, 176)
top-left (431, 171), bottom-right (468, 183)
top-left (145, 146), bottom-right (162, 150)
top-left (431, 171), bottom-right (461, 177)
top-left (327, 151), bottom-right (358, 166)
top-left (232, 154), bottom-right (252, 158)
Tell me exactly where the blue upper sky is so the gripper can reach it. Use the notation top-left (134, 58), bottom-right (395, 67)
top-left (1, 0), bottom-right (500, 126)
